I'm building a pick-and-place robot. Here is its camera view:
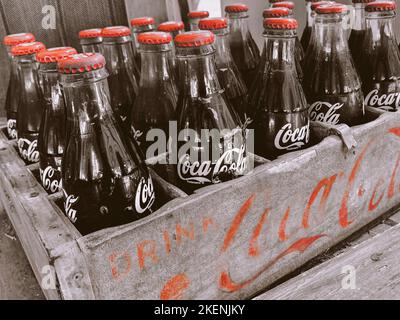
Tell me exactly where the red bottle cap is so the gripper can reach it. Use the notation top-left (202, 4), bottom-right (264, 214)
top-left (58, 53), bottom-right (106, 74)
top-left (79, 29), bottom-right (102, 39)
top-left (36, 47), bottom-right (77, 64)
top-left (138, 32), bottom-right (172, 45)
top-left (3, 33), bottom-right (35, 46)
top-left (175, 31), bottom-right (215, 47)
top-left (158, 21), bottom-right (185, 32)
top-left (311, 1), bottom-right (335, 11)
top-left (11, 42), bottom-right (46, 57)
top-left (263, 7), bottom-right (290, 18)
top-left (198, 18), bottom-right (228, 30)
top-left (272, 1), bottom-right (295, 10)
top-left (225, 4), bottom-right (249, 13)
top-left (315, 3), bottom-right (349, 14)
top-left (130, 17), bottom-right (155, 27)
top-left (187, 11), bottom-right (210, 19)
top-left (263, 18), bottom-right (298, 30)
top-left (365, 1), bottom-right (396, 12)
top-left (102, 26), bottom-right (131, 38)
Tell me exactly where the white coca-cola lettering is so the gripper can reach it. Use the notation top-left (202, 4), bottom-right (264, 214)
top-left (7, 119), bottom-right (17, 139)
top-left (63, 192), bottom-right (79, 224)
top-left (274, 122), bottom-right (310, 151)
top-left (135, 176), bottom-right (155, 214)
top-left (40, 166), bottom-right (61, 193)
top-left (364, 89), bottom-right (400, 110)
top-left (177, 146), bottom-right (248, 184)
top-left (18, 138), bottom-right (39, 163)
top-left (309, 101), bottom-right (344, 125)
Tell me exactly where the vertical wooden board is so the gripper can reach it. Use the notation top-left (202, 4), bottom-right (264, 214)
top-left (0, 0), bottom-right (65, 47)
top-left (124, 0), bottom-right (168, 24)
top-left (57, 0), bottom-right (128, 52)
top-left (75, 112), bottom-right (400, 300)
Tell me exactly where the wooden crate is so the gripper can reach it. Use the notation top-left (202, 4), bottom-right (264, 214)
top-left (1, 107), bottom-right (400, 300)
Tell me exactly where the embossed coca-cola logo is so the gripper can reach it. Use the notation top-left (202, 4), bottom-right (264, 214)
top-left (309, 101), bottom-right (344, 125)
top-left (135, 177), bottom-right (155, 214)
top-left (17, 138), bottom-right (39, 163)
top-left (177, 146), bottom-right (248, 185)
top-left (7, 119), bottom-right (17, 139)
top-left (364, 89), bottom-right (400, 111)
top-left (40, 166), bottom-right (61, 193)
top-left (63, 189), bottom-right (79, 224)
top-left (274, 122), bottom-right (310, 151)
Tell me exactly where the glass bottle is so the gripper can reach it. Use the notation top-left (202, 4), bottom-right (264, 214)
top-left (252, 18), bottom-right (311, 159)
top-left (130, 17), bottom-right (156, 70)
top-left (199, 17), bottom-right (248, 122)
top-left (3, 33), bottom-right (35, 139)
top-left (225, 3), bottom-right (261, 89)
top-left (175, 31), bottom-right (248, 194)
top-left (359, 1), bottom-right (400, 111)
top-left (303, 4), bottom-right (365, 126)
top-left (59, 53), bottom-right (155, 235)
top-left (101, 26), bottom-right (139, 125)
top-left (188, 11), bottom-right (209, 31)
top-left (12, 42), bottom-right (46, 164)
top-left (37, 47), bottom-right (77, 194)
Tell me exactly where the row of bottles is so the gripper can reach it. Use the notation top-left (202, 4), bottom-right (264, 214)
top-left (2, 1), bottom-right (400, 234)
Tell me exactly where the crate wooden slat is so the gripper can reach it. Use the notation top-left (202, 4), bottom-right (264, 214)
top-left (255, 222), bottom-right (400, 300)
top-left (1, 109), bottom-right (400, 300)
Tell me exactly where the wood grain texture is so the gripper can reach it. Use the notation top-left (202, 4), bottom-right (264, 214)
top-left (124, 0), bottom-right (168, 24)
top-left (256, 224), bottom-right (400, 300)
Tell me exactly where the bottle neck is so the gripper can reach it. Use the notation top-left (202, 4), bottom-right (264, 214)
top-left (352, 3), bottom-right (367, 31)
top-left (38, 63), bottom-right (62, 113)
top-left (315, 14), bottom-right (349, 52)
top-left (214, 31), bottom-right (234, 67)
top-left (15, 54), bottom-right (40, 89)
top-left (178, 48), bottom-right (221, 96)
top-left (140, 47), bottom-right (174, 87)
top-left (306, 2), bottom-right (313, 27)
top-left (102, 41), bottom-right (136, 73)
top-left (365, 11), bottom-right (397, 44)
top-left (263, 30), bottom-right (297, 71)
top-left (61, 69), bottom-right (112, 135)
top-left (229, 15), bottom-right (250, 37)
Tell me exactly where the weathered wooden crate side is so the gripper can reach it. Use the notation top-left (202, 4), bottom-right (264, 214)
top-left (72, 111), bottom-right (400, 300)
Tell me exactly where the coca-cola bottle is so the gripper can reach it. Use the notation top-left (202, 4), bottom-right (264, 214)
top-left (225, 4), bottom-right (260, 89)
top-left (101, 26), bottom-right (139, 125)
top-left (130, 17), bottom-right (156, 69)
top-left (271, 1), bottom-right (305, 64)
top-left (301, 0), bottom-right (317, 51)
top-left (157, 21), bottom-right (185, 80)
top-left (251, 18), bottom-right (310, 159)
top-left (37, 47), bottom-right (77, 194)
top-left (302, 1), bottom-right (334, 76)
top-left (3, 33), bottom-right (35, 140)
top-left (199, 17), bottom-right (249, 121)
top-left (58, 53), bottom-right (155, 235)
top-left (303, 4), bottom-right (365, 126)
top-left (12, 42), bottom-right (46, 164)
top-left (359, 1), bottom-right (400, 112)
top-left (187, 11), bottom-right (209, 31)
top-left (175, 31), bottom-right (248, 193)
top-left (131, 32), bottom-right (178, 152)
top-left (79, 28), bottom-right (103, 53)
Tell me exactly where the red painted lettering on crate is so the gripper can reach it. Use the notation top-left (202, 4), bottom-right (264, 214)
top-left (160, 273), bottom-right (190, 300)
top-left (137, 240), bottom-right (158, 270)
top-left (388, 153), bottom-right (400, 199)
top-left (163, 230), bottom-right (172, 254)
top-left (278, 207), bottom-right (291, 242)
top-left (176, 223), bottom-right (195, 244)
top-left (248, 209), bottom-right (269, 257)
top-left (302, 174), bottom-right (338, 229)
top-left (109, 251), bottom-right (131, 281)
top-left (369, 178), bottom-right (385, 212)
top-left (202, 217), bottom-right (215, 233)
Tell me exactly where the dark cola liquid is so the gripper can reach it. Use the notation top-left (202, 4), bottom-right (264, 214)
top-left (301, 26), bottom-right (312, 52)
top-left (229, 27), bottom-right (260, 89)
top-left (349, 29), bottom-right (366, 71)
top-left (358, 21), bottom-right (400, 112)
top-left (16, 58), bottom-right (44, 164)
top-left (62, 80), bottom-right (154, 235)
